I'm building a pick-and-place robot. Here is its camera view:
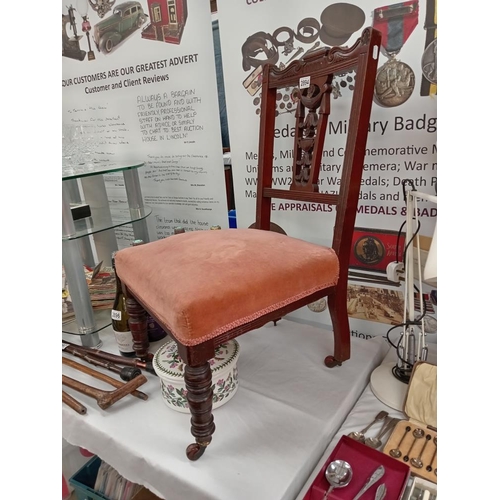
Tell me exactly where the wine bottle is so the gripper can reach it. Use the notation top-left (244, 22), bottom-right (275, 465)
top-left (131, 240), bottom-right (168, 343)
top-left (111, 252), bottom-right (135, 357)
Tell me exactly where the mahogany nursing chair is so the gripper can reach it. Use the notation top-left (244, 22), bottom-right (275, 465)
top-left (115, 27), bottom-right (381, 461)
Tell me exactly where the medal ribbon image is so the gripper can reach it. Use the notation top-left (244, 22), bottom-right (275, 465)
top-left (431, 1), bottom-right (437, 95)
top-left (430, 2), bottom-right (437, 95)
top-left (373, 1), bottom-right (419, 56)
top-left (372, 0), bottom-right (419, 107)
top-left (421, 0), bottom-right (437, 96)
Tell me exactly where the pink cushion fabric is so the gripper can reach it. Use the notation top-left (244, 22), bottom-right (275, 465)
top-left (115, 229), bottom-right (339, 346)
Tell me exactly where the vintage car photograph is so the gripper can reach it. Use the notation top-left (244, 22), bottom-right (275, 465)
top-left (93, 1), bottom-right (148, 54)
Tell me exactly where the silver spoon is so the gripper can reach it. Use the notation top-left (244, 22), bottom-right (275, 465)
top-left (390, 425), bottom-right (411, 458)
top-left (348, 410), bottom-right (388, 443)
top-left (365, 418), bottom-right (400, 449)
top-left (403, 428), bottom-right (424, 462)
top-left (411, 434), bottom-right (432, 468)
top-left (426, 437), bottom-right (437, 472)
top-left (322, 460), bottom-right (353, 500)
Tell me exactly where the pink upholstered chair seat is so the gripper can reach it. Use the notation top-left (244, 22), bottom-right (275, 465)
top-left (115, 228), bottom-right (339, 346)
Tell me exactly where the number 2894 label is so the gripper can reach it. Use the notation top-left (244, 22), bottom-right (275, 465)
top-left (299, 76), bottom-right (310, 89)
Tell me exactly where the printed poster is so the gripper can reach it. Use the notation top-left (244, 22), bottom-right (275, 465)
top-left (216, 0), bottom-right (437, 338)
top-left (62, 0), bottom-right (228, 248)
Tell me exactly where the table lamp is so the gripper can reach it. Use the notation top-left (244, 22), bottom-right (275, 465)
top-left (370, 187), bottom-right (437, 411)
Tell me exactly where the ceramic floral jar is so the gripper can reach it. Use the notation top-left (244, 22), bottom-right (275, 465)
top-left (152, 338), bottom-right (240, 413)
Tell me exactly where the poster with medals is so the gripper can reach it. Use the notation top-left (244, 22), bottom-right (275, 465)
top-left (216, 0), bottom-right (437, 339)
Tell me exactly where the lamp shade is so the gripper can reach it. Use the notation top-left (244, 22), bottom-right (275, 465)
top-left (77, 0), bottom-right (88, 17)
top-left (423, 222), bottom-right (437, 286)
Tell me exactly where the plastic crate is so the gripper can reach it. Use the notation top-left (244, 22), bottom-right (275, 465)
top-left (69, 456), bottom-right (110, 500)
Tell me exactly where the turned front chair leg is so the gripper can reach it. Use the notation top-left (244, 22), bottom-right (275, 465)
top-left (125, 294), bottom-right (150, 361)
top-left (184, 361), bottom-right (215, 461)
top-left (325, 287), bottom-right (351, 368)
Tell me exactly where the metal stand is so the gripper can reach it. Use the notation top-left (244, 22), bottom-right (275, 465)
top-left (80, 175), bottom-right (119, 267)
top-left (398, 190), bottom-right (437, 374)
top-left (124, 168), bottom-right (150, 243)
top-left (62, 183), bottom-right (102, 348)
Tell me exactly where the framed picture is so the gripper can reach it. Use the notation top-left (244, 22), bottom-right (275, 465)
top-left (349, 227), bottom-right (406, 274)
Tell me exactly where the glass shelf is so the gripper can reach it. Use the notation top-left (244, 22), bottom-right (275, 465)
top-left (62, 158), bottom-right (149, 347)
top-left (62, 160), bottom-right (144, 180)
top-left (62, 308), bottom-right (113, 335)
top-left (63, 205), bottom-right (152, 241)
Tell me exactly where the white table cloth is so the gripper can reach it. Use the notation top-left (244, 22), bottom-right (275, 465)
top-left (294, 345), bottom-right (437, 500)
top-left (62, 319), bottom-right (389, 500)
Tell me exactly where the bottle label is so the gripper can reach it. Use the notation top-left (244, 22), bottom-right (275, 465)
top-left (113, 329), bottom-right (134, 353)
top-left (111, 309), bottom-right (121, 321)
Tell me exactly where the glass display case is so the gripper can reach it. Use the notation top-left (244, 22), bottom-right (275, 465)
top-left (62, 160), bottom-right (151, 348)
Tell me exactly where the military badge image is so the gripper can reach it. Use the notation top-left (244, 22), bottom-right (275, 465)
top-left (350, 227), bottom-right (406, 274)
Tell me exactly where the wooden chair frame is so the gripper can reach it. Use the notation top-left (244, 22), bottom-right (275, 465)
top-left (122, 27), bottom-right (381, 461)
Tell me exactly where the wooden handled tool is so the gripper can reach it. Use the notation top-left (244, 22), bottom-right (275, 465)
top-left (63, 341), bottom-right (156, 375)
top-left (62, 373), bottom-right (148, 410)
top-left (63, 390), bottom-right (87, 415)
top-left (82, 354), bottom-right (142, 381)
top-left (62, 356), bottom-right (148, 401)
top-left (64, 345), bottom-right (142, 381)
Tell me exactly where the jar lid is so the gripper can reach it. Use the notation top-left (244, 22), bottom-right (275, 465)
top-left (153, 338), bottom-right (240, 379)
